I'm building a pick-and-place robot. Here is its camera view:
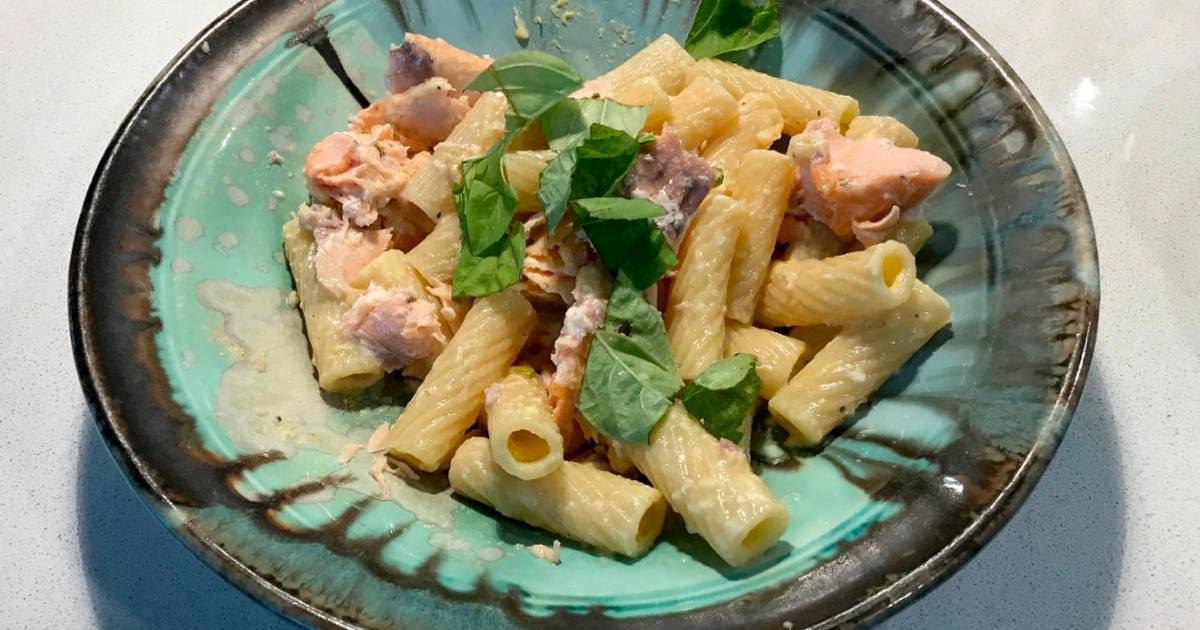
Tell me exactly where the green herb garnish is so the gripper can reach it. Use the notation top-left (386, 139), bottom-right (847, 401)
top-left (572, 198), bottom-right (676, 290)
top-left (542, 98), bottom-right (649, 150)
top-left (681, 353), bottom-right (762, 442)
top-left (578, 273), bottom-right (683, 443)
top-left (538, 101), bottom-right (649, 231)
top-left (454, 50), bottom-right (585, 296)
top-left (452, 219), bottom-right (525, 298)
top-left (684, 0), bottom-right (781, 60)
top-left (466, 51), bottom-right (583, 128)
top-left (458, 136), bottom-right (517, 254)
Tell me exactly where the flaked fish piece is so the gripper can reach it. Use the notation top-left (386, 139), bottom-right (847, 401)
top-left (380, 78), bottom-right (471, 152)
top-left (376, 191), bottom-right (435, 252)
top-left (546, 265), bottom-right (610, 444)
top-left (424, 280), bottom-right (468, 334)
top-left (790, 118), bottom-right (950, 239)
top-left (386, 33), bottom-right (492, 93)
top-left (304, 125), bottom-right (421, 227)
top-left (850, 204), bottom-right (902, 247)
top-left (521, 215), bottom-right (589, 305)
top-left (341, 284), bottom-right (446, 371)
top-left (297, 204), bottom-right (392, 301)
top-left (352, 78), bottom-right (472, 153)
top-left (622, 129), bottom-right (716, 246)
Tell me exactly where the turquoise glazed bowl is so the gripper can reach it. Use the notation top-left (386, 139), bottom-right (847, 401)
top-left (69, 1), bottom-right (1098, 627)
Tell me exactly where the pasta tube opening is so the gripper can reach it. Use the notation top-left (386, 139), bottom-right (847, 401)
top-left (636, 497), bottom-right (669, 547)
top-left (874, 241), bottom-right (916, 306)
top-left (507, 429), bottom-right (552, 463)
top-left (735, 512), bottom-right (790, 565)
top-left (882, 250), bottom-right (905, 288)
top-left (485, 371), bottom-right (565, 480)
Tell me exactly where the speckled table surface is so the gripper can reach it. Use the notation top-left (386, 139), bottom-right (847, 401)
top-left (1, 1), bottom-right (1195, 628)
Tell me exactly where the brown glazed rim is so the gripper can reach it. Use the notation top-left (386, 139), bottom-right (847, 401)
top-left (69, 1), bottom-right (1098, 628)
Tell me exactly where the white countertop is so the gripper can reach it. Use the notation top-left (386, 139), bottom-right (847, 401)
top-left (1, 1), bottom-right (1195, 627)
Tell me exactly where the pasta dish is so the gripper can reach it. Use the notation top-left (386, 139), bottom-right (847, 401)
top-left (281, 0), bottom-right (952, 568)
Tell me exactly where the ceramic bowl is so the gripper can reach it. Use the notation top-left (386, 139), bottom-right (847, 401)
top-left (69, 0), bottom-right (1098, 627)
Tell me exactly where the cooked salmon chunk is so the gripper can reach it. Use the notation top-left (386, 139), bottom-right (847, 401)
top-left (380, 78), bottom-right (471, 152)
top-left (622, 129), bottom-right (716, 246)
top-left (304, 125), bottom-right (423, 227)
top-left (386, 33), bottom-right (492, 93)
top-left (341, 285), bottom-right (446, 371)
top-left (297, 204), bottom-right (392, 300)
top-left (790, 118), bottom-right (951, 239)
top-left (546, 265), bottom-right (610, 442)
top-left (521, 216), bottom-right (590, 305)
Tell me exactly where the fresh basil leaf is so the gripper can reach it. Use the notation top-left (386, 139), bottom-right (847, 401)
top-left (573, 199), bottom-right (677, 290)
top-left (684, 0), bottom-right (781, 60)
top-left (572, 124), bottom-right (643, 199)
top-left (466, 51), bottom-right (583, 127)
top-left (578, 273), bottom-right (683, 443)
top-left (457, 134), bottom-right (517, 253)
top-left (713, 167), bottom-right (725, 188)
top-left (603, 273), bottom-right (677, 369)
top-left (578, 331), bottom-right (679, 444)
top-left (536, 145), bottom-right (577, 232)
top-left (452, 220), bottom-right (525, 298)
top-left (542, 98), bottom-right (650, 150)
top-left (572, 197), bottom-right (664, 221)
top-left (537, 123), bottom-right (642, 233)
top-left (680, 353), bottom-right (762, 442)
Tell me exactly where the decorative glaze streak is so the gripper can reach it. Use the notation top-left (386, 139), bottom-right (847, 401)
top-left (286, 14), bottom-right (371, 108)
top-left (655, 0), bottom-right (671, 27)
top-left (458, 0), bottom-right (482, 28)
top-left (263, 474), bottom-right (355, 511)
top-left (386, 2), bottom-right (412, 32)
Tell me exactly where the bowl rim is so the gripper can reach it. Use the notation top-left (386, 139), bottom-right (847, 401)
top-left (68, 0), bottom-right (1099, 627)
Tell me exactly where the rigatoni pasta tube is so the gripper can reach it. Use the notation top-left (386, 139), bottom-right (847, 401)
top-left (789, 324), bottom-right (839, 364)
top-left (891, 219), bottom-right (934, 254)
top-left (503, 150), bottom-right (553, 214)
top-left (724, 323), bottom-right (806, 398)
top-left (666, 194), bottom-right (744, 379)
top-left (354, 250), bottom-right (453, 353)
top-left (726, 150), bottom-right (795, 323)
top-left (686, 58), bottom-right (859, 134)
top-left (623, 403), bottom-right (790, 567)
top-left (406, 213), bottom-right (461, 286)
top-left (281, 217), bottom-right (383, 393)
top-left (769, 281), bottom-right (951, 446)
top-left (702, 92), bottom-right (783, 177)
top-left (449, 437), bottom-right (667, 557)
top-left (354, 250), bottom-right (428, 296)
top-left (382, 287), bottom-right (535, 471)
top-left (609, 76), bottom-right (671, 132)
top-left (402, 91), bottom-right (507, 219)
top-left (845, 115), bottom-right (919, 148)
top-left (783, 220), bottom-right (843, 262)
top-left (584, 33), bottom-right (694, 96)
top-left (484, 371), bottom-right (563, 480)
top-left (667, 76), bottom-right (739, 151)
top-left (756, 240), bottom-right (917, 327)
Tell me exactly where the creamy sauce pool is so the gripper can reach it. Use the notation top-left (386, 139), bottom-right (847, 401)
top-left (196, 280), bottom-right (462, 533)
